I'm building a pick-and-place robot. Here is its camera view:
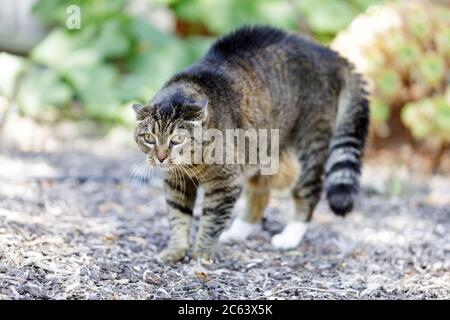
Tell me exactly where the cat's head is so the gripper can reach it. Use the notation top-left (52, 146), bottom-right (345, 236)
top-left (133, 86), bottom-right (208, 168)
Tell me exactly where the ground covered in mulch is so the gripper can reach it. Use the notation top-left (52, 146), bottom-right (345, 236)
top-left (0, 117), bottom-right (449, 299)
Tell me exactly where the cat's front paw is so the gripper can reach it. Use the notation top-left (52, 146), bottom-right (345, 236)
top-left (158, 247), bottom-right (188, 264)
top-left (192, 250), bottom-right (215, 266)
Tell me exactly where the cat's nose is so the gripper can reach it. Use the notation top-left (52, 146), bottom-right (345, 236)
top-left (156, 154), bottom-right (167, 163)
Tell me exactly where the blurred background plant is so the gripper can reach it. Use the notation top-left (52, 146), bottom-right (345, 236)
top-left (0, 0), bottom-right (448, 168)
top-left (332, 0), bottom-right (450, 170)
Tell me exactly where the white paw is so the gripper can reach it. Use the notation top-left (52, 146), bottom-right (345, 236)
top-left (219, 219), bottom-right (259, 243)
top-left (271, 221), bottom-right (308, 249)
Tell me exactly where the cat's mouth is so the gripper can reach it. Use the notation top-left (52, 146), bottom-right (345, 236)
top-left (146, 157), bottom-right (180, 170)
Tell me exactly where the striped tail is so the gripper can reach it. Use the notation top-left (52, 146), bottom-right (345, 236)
top-left (325, 65), bottom-right (370, 216)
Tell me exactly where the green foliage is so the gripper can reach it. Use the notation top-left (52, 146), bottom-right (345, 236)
top-left (296, 0), bottom-right (357, 34)
top-left (332, 1), bottom-right (450, 147)
top-left (402, 89), bottom-right (450, 143)
top-left (0, 53), bottom-right (28, 98)
top-left (17, 66), bottom-right (73, 120)
top-left (33, 0), bottom-right (127, 25)
top-left (7, 0), bottom-right (214, 125)
top-left (171, 0), bottom-right (298, 34)
top-left (169, 0), bottom-right (385, 39)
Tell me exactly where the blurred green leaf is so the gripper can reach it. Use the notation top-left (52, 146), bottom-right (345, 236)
top-left (131, 16), bottom-right (177, 48)
top-left (0, 53), bottom-right (28, 98)
top-left (435, 28), bottom-right (450, 55)
top-left (371, 99), bottom-right (390, 122)
top-left (351, 0), bottom-right (384, 10)
top-left (33, 0), bottom-right (127, 25)
top-left (184, 36), bottom-right (215, 63)
top-left (297, 0), bottom-right (356, 34)
top-left (397, 42), bottom-right (421, 68)
top-left (94, 18), bottom-right (131, 59)
top-left (31, 28), bottom-right (102, 70)
top-left (418, 53), bottom-right (446, 86)
top-left (435, 97), bottom-right (450, 138)
top-left (128, 38), bottom-right (190, 95)
top-left (17, 66), bottom-right (73, 119)
top-left (174, 0), bottom-right (297, 34)
top-left (64, 64), bottom-right (121, 119)
top-left (376, 69), bottom-right (402, 99)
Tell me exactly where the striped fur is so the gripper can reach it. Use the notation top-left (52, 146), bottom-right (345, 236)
top-left (325, 68), bottom-right (369, 216)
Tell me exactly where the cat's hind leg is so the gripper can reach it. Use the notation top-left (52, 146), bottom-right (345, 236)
top-left (219, 175), bottom-right (270, 243)
top-left (271, 132), bottom-right (329, 249)
top-left (270, 196), bottom-right (316, 249)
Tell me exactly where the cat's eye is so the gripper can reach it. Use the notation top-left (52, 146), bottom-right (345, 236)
top-left (142, 133), bottom-right (156, 146)
top-left (170, 134), bottom-right (185, 145)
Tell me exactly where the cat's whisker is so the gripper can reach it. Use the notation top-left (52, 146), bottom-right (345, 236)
top-left (128, 160), bottom-right (149, 186)
top-left (128, 161), bottom-right (145, 186)
top-left (179, 165), bottom-right (199, 191)
top-left (144, 165), bottom-right (154, 186)
top-left (172, 166), bottom-right (182, 196)
top-left (184, 164), bottom-right (204, 183)
top-left (178, 161), bottom-right (199, 175)
top-left (133, 161), bottom-right (148, 183)
top-left (140, 164), bottom-right (149, 186)
top-left (127, 155), bottom-right (148, 162)
top-left (180, 164), bottom-right (200, 182)
top-left (174, 166), bottom-right (184, 198)
top-left (124, 155), bottom-right (148, 169)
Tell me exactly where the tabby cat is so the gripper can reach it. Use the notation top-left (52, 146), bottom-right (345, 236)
top-left (133, 26), bottom-right (369, 264)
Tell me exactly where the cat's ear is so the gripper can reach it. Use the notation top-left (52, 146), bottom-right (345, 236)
top-left (185, 99), bottom-right (208, 121)
top-left (132, 103), bottom-right (150, 121)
